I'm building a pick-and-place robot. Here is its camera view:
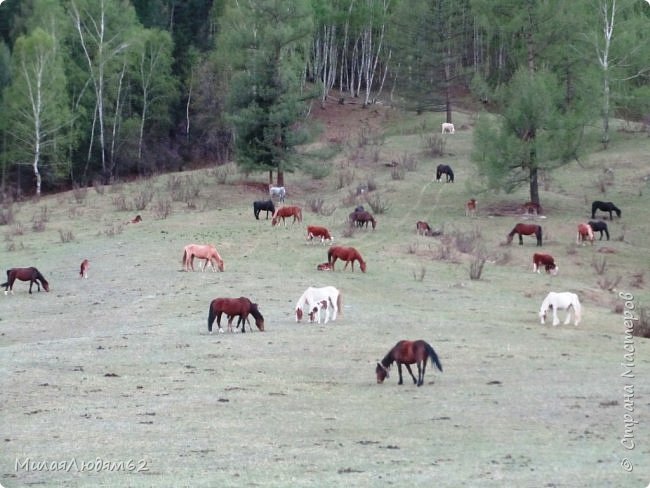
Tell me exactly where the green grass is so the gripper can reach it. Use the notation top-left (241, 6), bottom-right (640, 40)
top-left (1, 113), bottom-right (649, 487)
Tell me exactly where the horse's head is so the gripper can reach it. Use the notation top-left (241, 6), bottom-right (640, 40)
top-left (251, 303), bottom-right (264, 331)
top-left (539, 308), bottom-right (547, 324)
top-left (375, 363), bottom-right (389, 383)
top-left (295, 307), bottom-right (303, 322)
top-left (217, 260), bottom-right (225, 272)
top-left (360, 261), bottom-right (367, 273)
top-left (550, 265), bottom-right (559, 276)
top-left (271, 216), bottom-right (280, 226)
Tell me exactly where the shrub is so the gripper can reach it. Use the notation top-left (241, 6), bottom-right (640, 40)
top-left (469, 250), bottom-right (487, 280)
top-left (112, 195), bottom-right (129, 211)
top-left (0, 203), bottom-right (15, 225)
top-left (364, 193), bottom-right (389, 214)
top-left (133, 188), bottom-right (155, 211)
top-left (153, 199), bottom-right (173, 220)
top-left (72, 184), bottom-right (88, 204)
top-left (632, 307), bottom-right (650, 338)
top-left (58, 229), bottom-right (75, 243)
top-left (391, 166), bottom-right (405, 180)
top-left (423, 133), bottom-right (446, 158)
top-left (412, 266), bottom-right (426, 282)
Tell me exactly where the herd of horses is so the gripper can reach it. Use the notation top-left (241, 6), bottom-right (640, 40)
top-left (2, 160), bottom-right (625, 388)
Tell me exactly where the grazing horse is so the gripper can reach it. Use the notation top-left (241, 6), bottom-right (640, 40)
top-left (465, 199), bottom-right (477, 217)
top-left (522, 202), bottom-right (543, 215)
top-left (182, 244), bottom-right (225, 272)
top-left (295, 286), bottom-right (342, 324)
top-left (577, 223), bottom-right (594, 246)
top-left (375, 340), bottom-right (443, 387)
top-left (327, 246), bottom-right (367, 272)
top-left (507, 223), bottom-right (542, 246)
top-left (269, 185), bottom-right (286, 202)
top-left (307, 300), bottom-right (331, 324)
top-left (436, 164), bottom-right (454, 183)
top-left (591, 200), bottom-right (621, 220)
top-left (441, 122), bottom-right (455, 134)
top-left (2, 267), bottom-right (50, 295)
top-left (316, 262), bottom-right (332, 271)
top-left (539, 292), bottom-right (581, 326)
top-left (208, 297), bottom-right (264, 333)
top-left (253, 200), bottom-right (275, 220)
top-left (349, 210), bottom-right (377, 229)
top-left (306, 225), bottom-right (333, 244)
top-left (416, 221), bottom-right (432, 235)
top-left (79, 259), bottom-right (90, 279)
top-left (588, 220), bottom-right (610, 241)
top-left (532, 253), bottom-right (558, 275)
top-left (271, 206), bottom-right (302, 226)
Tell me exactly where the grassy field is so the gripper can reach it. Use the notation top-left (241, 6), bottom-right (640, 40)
top-left (1, 108), bottom-right (649, 487)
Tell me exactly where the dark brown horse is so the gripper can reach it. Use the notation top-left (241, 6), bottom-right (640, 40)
top-left (2, 267), bottom-right (50, 295)
top-left (375, 340), bottom-right (443, 386)
top-left (416, 221), bottom-right (432, 235)
top-left (506, 223), bottom-right (542, 246)
top-left (207, 297), bottom-right (264, 333)
top-left (349, 210), bottom-right (377, 229)
top-left (327, 246), bottom-right (367, 272)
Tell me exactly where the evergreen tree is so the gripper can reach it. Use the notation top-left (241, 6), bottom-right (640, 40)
top-left (217, 0), bottom-right (313, 185)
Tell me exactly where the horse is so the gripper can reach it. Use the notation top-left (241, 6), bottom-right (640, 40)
top-left (375, 340), bottom-right (443, 387)
top-left (2, 267), bottom-right (50, 295)
top-left (416, 221), bottom-right (432, 235)
top-left (253, 200), bottom-right (275, 220)
top-left (316, 262), bottom-right (332, 271)
top-left (182, 244), bottom-right (224, 272)
top-left (308, 300), bottom-right (332, 324)
top-left (295, 286), bottom-right (342, 324)
top-left (539, 292), bottom-right (581, 326)
top-left (465, 198), bottom-right (477, 217)
top-left (269, 185), bottom-right (286, 202)
top-left (208, 297), bottom-right (264, 333)
top-left (506, 223), bottom-right (542, 246)
top-left (327, 246), bottom-right (367, 272)
top-left (441, 122), bottom-right (455, 134)
top-left (306, 225), bottom-right (333, 244)
top-left (577, 223), bottom-right (594, 246)
top-left (349, 210), bottom-right (376, 229)
top-left (79, 259), bottom-right (89, 279)
top-left (532, 253), bottom-right (558, 275)
top-left (271, 206), bottom-right (302, 226)
top-left (436, 164), bottom-right (454, 183)
top-left (522, 202), bottom-right (543, 215)
top-left (591, 200), bottom-right (621, 220)
top-left (588, 220), bottom-right (610, 241)
top-left (127, 214), bottom-right (142, 224)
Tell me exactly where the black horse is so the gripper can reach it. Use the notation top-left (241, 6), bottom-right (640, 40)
top-left (591, 201), bottom-right (621, 220)
top-left (253, 200), bottom-right (275, 220)
top-left (588, 220), bottom-right (610, 240)
top-left (436, 164), bottom-right (454, 183)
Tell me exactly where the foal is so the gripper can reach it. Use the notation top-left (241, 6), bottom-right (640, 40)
top-left (465, 199), bottom-right (477, 217)
top-left (79, 259), bottom-right (90, 279)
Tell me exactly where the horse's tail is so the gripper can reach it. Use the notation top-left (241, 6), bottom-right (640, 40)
top-left (536, 226), bottom-right (543, 244)
top-left (573, 295), bottom-right (582, 325)
top-left (506, 227), bottom-right (516, 242)
top-left (182, 249), bottom-right (187, 267)
top-left (297, 207), bottom-right (303, 222)
top-left (336, 291), bottom-right (342, 317)
top-left (424, 342), bottom-right (443, 373)
top-left (207, 301), bottom-right (217, 332)
top-left (0, 281), bottom-right (7, 288)
top-left (327, 247), bottom-right (334, 264)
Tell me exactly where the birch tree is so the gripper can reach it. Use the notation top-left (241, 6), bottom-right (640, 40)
top-left (4, 28), bottom-right (71, 195)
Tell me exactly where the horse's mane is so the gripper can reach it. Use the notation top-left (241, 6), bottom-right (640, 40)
top-left (380, 350), bottom-right (395, 369)
top-left (249, 303), bottom-right (263, 322)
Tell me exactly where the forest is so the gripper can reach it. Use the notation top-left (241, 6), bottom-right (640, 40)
top-left (0, 0), bottom-right (648, 199)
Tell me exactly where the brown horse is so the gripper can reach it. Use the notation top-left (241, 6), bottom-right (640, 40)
top-left (327, 246), bottom-right (367, 272)
top-left (532, 253), bottom-right (558, 275)
top-left (272, 206), bottom-right (303, 226)
top-left (207, 297), bottom-right (264, 333)
top-left (522, 202), bottom-right (543, 215)
top-left (507, 223), bottom-right (542, 246)
top-left (316, 262), bottom-right (332, 271)
top-left (577, 223), bottom-right (594, 246)
top-left (465, 199), bottom-right (477, 217)
top-left (349, 210), bottom-right (377, 229)
top-left (182, 244), bottom-right (224, 272)
top-left (306, 225), bottom-right (333, 243)
top-left (375, 340), bottom-right (443, 386)
top-left (79, 259), bottom-right (89, 279)
top-left (127, 214), bottom-right (142, 224)
top-left (416, 221), bottom-right (432, 235)
top-left (2, 267), bottom-right (50, 295)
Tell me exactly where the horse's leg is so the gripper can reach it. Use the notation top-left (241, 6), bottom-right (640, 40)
top-left (518, 234), bottom-right (523, 245)
top-left (404, 364), bottom-right (417, 385)
top-left (397, 363), bottom-right (404, 385)
top-left (564, 308), bottom-right (572, 325)
top-left (552, 308), bottom-right (560, 326)
top-left (216, 312), bottom-right (224, 333)
top-left (417, 361), bottom-right (426, 386)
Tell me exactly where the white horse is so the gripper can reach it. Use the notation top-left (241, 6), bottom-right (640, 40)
top-left (269, 185), bottom-right (286, 202)
top-left (539, 292), bottom-right (581, 326)
top-left (441, 122), bottom-right (455, 134)
top-left (295, 286), bottom-right (341, 324)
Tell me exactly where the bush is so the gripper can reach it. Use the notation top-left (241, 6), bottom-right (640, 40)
top-left (58, 229), bottom-right (75, 243)
top-left (153, 199), bottom-right (173, 220)
top-left (364, 193), bottom-right (389, 214)
top-left (72, 184), bottom-right (88, 204)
